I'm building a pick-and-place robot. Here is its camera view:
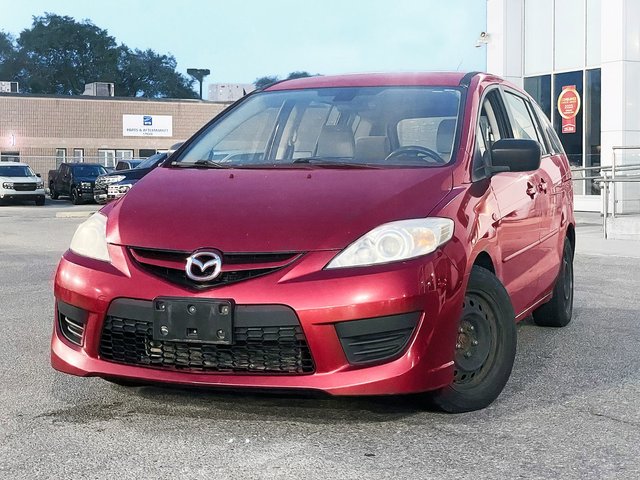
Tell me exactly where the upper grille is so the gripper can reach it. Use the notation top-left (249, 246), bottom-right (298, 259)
top-left (13, 183), bottom-right (37, 191)
top-left (100, 316), bottom-right (314, 374)
top-left (128, 247), bottom-right (301, 289)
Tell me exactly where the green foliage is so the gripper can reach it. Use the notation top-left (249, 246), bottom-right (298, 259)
top-left (254, 71), bottom-right (319, 89)
top-left (1, 13), bottom-right (197, 98)
top-left (254, 75), bottom-right (280, 89)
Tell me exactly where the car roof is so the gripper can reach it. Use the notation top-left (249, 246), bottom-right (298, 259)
top-left (0, 162), bottom-right (30, 167)
top-left (265, 72), bottom-right (472, 91)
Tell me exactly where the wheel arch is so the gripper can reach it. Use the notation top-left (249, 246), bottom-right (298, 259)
top-left (471, 251), bottom-right (495, 275)
top-left (566, 223), bottom-right (575, 259)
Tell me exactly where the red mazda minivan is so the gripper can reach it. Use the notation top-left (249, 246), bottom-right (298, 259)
top-left (51, 72), bottom-right (575, 412)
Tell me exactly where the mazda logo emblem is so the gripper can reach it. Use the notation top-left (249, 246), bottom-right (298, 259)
top-left (185, 251), bottom-right (222, 282)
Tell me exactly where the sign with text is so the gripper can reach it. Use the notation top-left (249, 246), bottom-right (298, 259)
top-left (557, 86), bottom-right (581, 134)
top-left (123, 115), bottom-right (172, 137)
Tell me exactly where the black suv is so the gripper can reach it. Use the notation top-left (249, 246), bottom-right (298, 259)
top-left (94, 153), bottom-right (168, 204)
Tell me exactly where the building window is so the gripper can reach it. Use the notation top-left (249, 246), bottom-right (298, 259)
top-left (73, 148), bottom-right (84, 162)
top-left (0, 151), bottom-right (20, 162)
top-left (116, 149), bottom-right (133, 161)
top-left (55, 148), bottom-right (66, 168)
top-left (98, 149), bottom-right (116, 168)
top-left (553, 70), bottom-right (584, 193)
top-left (139, 149), bottom-right (157, 158)
top-left (585, 68), bottom-right (601, 195)
top-left (524, 75), bottom-right (551, 120)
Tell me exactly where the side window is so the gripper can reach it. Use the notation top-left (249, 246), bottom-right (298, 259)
top-left (533, 102), bottom-right (565, 155)
top-left (473, 90), bottom-right (506, 179)
top-left (503, 92), bottom-right (542, 143)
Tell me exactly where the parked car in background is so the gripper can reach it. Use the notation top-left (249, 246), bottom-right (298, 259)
top-left (0, 162), bottom-right (46, 205)
top-left (48, 163), bottom-right (107, 204)
top-left (94, 153), bottom-right (168, 204)
top-left (115, 160), bottom-right (142, 171)
top-left (52, 73), bottom-right (575, 413)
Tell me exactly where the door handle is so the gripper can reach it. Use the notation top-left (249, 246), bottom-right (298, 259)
top-left (538, 178), bottom-right (548, 193)
top-left (526, 181), bottom-right (537, 199)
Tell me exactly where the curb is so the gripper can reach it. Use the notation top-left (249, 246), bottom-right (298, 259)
top-left (55, 211), bottom-right (96, 219)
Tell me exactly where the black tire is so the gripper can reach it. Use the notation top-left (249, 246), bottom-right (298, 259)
top-left (533, 237), bottom-right (574, 327)
top-left (35, 197), bottom-right (45, 206)
top-left (49, 184), bottom-right (59, 200)
top-left (71, 187), bottom-right (82, 205)
top-left (428, 266), bottom-right (517, 413)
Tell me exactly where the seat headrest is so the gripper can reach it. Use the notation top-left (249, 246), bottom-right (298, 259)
top-left (436, 119), bottom-right (457, 154)
top-left (315, 125), bottom-right (355, 158)
top-left (354, 136), bottom-right (390, 163)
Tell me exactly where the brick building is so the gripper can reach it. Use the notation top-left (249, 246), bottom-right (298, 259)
top-left (0, 93), bottom-right (231, 174)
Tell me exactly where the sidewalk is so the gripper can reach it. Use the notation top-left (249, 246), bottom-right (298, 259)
top-left (574, 212), bottom-right (640, 258)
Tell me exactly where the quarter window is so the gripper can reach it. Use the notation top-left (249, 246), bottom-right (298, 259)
top-left (503, 92), bottom-right (541, 143)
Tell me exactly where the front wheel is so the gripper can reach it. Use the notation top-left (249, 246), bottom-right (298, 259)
top-left (49, 184), bottom-right (59, 200)
top-left (71, 187), bottom-right (82, 205)
top-left (428, 266), bottom-right (517, 413)
top-left (533, 237), bottom-right (574, 327)
top-left (35, 197), bottom-right (45, 206)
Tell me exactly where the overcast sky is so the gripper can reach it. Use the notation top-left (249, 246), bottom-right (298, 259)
top-left (0, 0), bottom-right (487, 89)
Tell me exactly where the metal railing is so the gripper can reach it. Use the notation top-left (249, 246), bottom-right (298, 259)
top-left (595, 146), bottom-right (640, 238)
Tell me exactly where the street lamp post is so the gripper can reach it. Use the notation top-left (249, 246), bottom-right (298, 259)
top-left (187, 68), bottom-right (211, 100)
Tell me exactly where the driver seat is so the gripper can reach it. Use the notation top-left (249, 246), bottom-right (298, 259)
top-left (436, 119), bottom-right (456, 157)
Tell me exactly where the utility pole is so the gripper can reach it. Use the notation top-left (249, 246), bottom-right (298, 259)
top-left (187, 68), bottom-right (211, 99)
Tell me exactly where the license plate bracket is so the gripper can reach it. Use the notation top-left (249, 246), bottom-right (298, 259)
top-left (152, 297), bottom-right (234, 344)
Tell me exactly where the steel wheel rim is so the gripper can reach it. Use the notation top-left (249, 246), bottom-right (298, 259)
top-left (453, 292), bottom-right (499, 387)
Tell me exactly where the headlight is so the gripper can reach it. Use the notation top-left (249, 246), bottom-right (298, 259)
top-left (69, 213), bottom-right (110, 262)
top-left (36, 181), bottom-right (44, 189)
top-left (102, 175), bottom-right (125, 184)
top-left (81, 182), bottom-right (92, 189)
top-left (326, 218), bottom-right (454, 269)
top-left (2, 182), bottom-right (14, 189)
top-left (118, 184), bottom-right (132, 194)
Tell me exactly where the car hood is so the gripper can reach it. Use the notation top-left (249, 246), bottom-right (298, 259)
top-left (0, 176), bottom-right (38, 182)
top-left (107, 167), bottom-right (453, 252)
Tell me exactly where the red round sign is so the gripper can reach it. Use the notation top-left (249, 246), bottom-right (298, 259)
top-left (557, 86), bottom-right (581, 119)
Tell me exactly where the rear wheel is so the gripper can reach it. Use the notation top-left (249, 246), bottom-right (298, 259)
top-left (428, 266), bottom-right (517, 413)
top-left (533, 237), bottom-right (574, 327)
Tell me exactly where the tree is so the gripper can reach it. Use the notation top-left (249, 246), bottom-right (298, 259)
top-left (5, 13), bottom-right (197, 98)
top-left (117, 48), bottom-right (197, 98)
top-left (15, 13), bottom-right (120, 95)
top-left (0, 31), bottom-right (18, 81)
top-left (254, 71), bottom-right (318, 89)
top-left (254, 75), bottom-right (280, 89)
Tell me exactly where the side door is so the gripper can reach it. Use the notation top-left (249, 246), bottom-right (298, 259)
top-left (479, 89), bottom-right (544, 316)
top-left (58, 164), bottom-right (70, 194)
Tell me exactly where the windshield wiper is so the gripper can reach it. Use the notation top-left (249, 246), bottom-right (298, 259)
top-left (292, 157), bottom-right (382, 169)
top-left (171, 159), bottom-right (232, 169)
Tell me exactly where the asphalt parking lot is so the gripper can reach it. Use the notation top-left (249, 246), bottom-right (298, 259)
top-left (1, 200), bottom-right (639, 479)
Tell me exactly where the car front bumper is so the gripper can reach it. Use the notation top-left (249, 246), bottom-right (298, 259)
top-left (0, 189), bottom-right (45, 201)
top-left (52, 246), bottom-right (464, 396)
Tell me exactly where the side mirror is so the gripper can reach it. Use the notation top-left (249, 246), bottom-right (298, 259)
top-left (36, 173), bottom-right (42, 178)
top-left (488, 139), bottom-right (541, 176)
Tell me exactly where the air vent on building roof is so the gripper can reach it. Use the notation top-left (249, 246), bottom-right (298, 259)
top-left (82, 82), bottom-right (115, 97)
top-left (0, 81), bottom-right (18, 93)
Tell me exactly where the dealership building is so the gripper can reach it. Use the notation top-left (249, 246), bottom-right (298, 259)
top-left (487, 0), bottom-right (640, 227)
top-left (0, 83), bottom-right (229, 175)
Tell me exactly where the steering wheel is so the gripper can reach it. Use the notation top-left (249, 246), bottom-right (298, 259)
top-left (385, 145), bottom-right (445, 165)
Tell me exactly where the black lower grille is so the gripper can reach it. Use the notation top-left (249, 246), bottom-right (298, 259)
top-left (14, 183), bottom-right (37, 191)
top-left (100, 316), bottom-right (315, 374)
top-left (335, 312), bottom-right (420, 365)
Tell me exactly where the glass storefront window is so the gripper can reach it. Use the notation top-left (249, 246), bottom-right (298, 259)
top-left (585, 68), bottom-right (601, 195)
top-left (524, 75), bottom-right (552, 119)
top-left (553, 71), bottom-right (584, 194)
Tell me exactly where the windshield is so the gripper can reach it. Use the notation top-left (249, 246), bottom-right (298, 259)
top-left (72, 165), bottom-right (107, 177)
top-left (137, 153), bottom-right (167, 169)
top-left (0, 165), bottom-right (35, 177)
top-left (175, 87), bottom-right (461, 168)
